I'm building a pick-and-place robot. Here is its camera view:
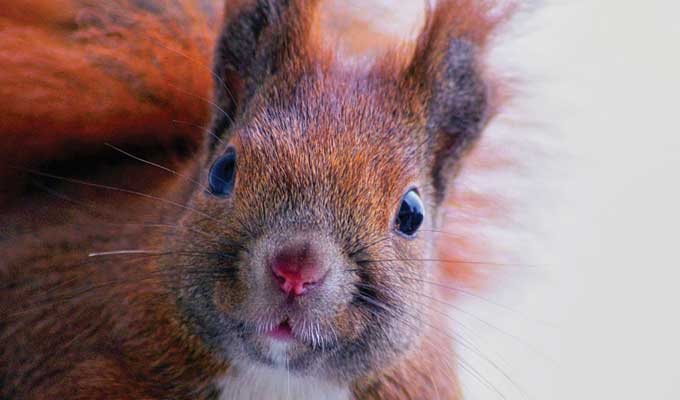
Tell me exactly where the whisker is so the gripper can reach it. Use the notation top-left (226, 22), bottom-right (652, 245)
top-left (103, 222), bottom-right (215, 239)
top-left (172, 119), bottom-right (227, 147)
top-left (90, 0), bottom-right (238, 115)
top-left (353, 259), bottom-right (558, 328)
top-left (357, 257), bottom-right (548, 269)
top-left (104, 143), bottom-right (208, 190)
top-left (133, 28), bottom-right (239, 112)
top-left (88, 249), bottom-right (162, 257)
top-left (93, 222), bottom-right (248, 254)
top-left (21, 182), bottom-right (220, 246)
top-left (415, 277), bottom-right (557, 328)
top-left (285, 353), bottom-right (291, 400)
top-left (15, 167), bottom-right (229, 229)
top-left (348, 235), bottom-right (392, 258)
top-left (354, 292), bottom-right (509, 400)
top-left (162, 80), bottom-right (232, 122)
top-left (356, 282), bottom-right (536, 400)
top-left (358, 279), bottom-right (554, 364)
top-left (3, 263), bottom-right (232, 323)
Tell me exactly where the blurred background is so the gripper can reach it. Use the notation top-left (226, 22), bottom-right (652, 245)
top-left (349, 0), bottom-right (680, 398)
top-left (455, 0), bottom-right (680, 398)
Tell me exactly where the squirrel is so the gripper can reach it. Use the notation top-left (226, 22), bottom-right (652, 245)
top-left (0, 0), bottom-right (514, 398)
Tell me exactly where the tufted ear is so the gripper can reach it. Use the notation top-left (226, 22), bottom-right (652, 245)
top-left (210, 0), bottom-right (321, 147)
top-left (403, 0), bottom-right (508, 203)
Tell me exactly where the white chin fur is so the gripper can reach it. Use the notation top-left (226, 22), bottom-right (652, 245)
top-left (218, 339), bottom-right (350, 400)
top-left (218, 365), bottom-right (350, 400)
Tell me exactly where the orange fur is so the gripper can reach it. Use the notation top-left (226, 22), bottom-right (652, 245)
top-left (0, 0), bottom-right (217, 195)
top-left (0, 0), bottom-right (516, 398)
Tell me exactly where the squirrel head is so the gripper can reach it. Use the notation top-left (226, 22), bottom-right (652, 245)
top-left (166, 0), bottom-right (505, 383)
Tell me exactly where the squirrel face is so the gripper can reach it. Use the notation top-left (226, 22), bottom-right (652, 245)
top-left (170, 71), bottom-right (437, 381)
top-left (165, 0), bottom-right (496, 385)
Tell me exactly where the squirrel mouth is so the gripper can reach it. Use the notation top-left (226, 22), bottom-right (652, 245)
top-left (266, 319), bottom-right (294, 342)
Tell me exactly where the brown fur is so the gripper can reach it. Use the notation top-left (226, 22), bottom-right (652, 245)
top-left (0, 0), bottom-right (514, 398)
top-left (0, 0), bottom-right (217, 200)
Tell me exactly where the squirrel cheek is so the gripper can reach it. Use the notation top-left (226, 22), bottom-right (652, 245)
top-left (213, 277), bottom-right (247, 314)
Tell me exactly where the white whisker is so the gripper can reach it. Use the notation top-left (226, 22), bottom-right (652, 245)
top-left (104, 143), bottom-right (208, 190)
top-left (88, 249), bottom-right (162, 257)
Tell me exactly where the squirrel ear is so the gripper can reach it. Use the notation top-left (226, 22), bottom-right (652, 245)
top-left (403, 1), bottom-right (506, 202)
top-left (210, 0), bottom-right (320, 146)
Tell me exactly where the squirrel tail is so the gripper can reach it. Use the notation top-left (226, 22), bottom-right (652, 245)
top-left (0, 0), bottom-right (218, 191)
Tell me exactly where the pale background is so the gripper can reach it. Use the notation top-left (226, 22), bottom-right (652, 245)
top-left (466, 1), bottom-right (680, 398)
top-left (349, 0), bottom-right (680, 398)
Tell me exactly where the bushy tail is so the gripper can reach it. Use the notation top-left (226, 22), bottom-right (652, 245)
top-left (0, 0), bottom-right (218, 192)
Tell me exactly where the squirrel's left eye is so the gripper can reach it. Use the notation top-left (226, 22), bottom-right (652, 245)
top-left (208, 147), bottom-right (236, 196)
top-left (394, 189), bottom-right (424, 237)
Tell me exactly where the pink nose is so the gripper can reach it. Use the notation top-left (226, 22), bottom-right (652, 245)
top-left (270, 245), bottom-right (326, 297)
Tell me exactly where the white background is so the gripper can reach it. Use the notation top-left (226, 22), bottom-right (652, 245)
top-left (362, 0), bottom-right (680, 398)
top-left (464, 1), bottom-right (680, 398)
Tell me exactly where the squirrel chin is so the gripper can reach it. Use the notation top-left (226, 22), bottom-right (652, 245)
top-left (217, 362), bottom-right (351, 400)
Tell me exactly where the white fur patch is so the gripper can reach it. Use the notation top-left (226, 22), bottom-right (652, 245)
top-left (218, 364), bottom-right (350, 400)
top-left (218, 339), bottom-right (350, 400)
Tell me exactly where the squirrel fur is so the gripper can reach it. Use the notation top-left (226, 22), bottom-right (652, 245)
top-left (0, 0), bottom-right (514, 399)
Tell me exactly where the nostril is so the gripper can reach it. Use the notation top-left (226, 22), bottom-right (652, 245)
top-left (271, 264), bottom-right (321, 296)
top-left (272, 269), bottom-right (287, 285)
top-left (270, 245), bottom-right (326, 297)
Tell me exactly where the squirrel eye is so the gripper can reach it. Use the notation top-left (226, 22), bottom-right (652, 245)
top-left (208, 148), bottom-right (236, 196)
top-left (394, 189), bottom-right (424, 237)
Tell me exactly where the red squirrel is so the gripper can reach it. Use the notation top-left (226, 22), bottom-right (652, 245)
top-left (0, 0), bottom-right (514, 398)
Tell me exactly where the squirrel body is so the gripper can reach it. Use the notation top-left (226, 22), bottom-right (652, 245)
top-left (0, 0), bottom-right (512, 399)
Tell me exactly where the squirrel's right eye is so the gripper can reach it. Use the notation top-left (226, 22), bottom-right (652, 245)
top-left (394, 189), bottom-right (424, 237)
top-left (208, 148), bottom-right (236, 196)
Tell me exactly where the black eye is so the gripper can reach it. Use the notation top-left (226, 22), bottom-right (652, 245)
top-left (394, 189), bottom-right (424, 237)
top-left (208, 148), bottom-right (236, 196)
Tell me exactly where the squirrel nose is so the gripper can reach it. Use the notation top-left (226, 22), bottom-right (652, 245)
top-left (270, 244), bottom-right (327, 297)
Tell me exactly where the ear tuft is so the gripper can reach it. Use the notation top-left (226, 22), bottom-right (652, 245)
top-left (210, 0), bottom-right (321, 147)
top-left (428, 38), bottom-right (488, 138)
top-left (405, 0), bottom-right (513, 201)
